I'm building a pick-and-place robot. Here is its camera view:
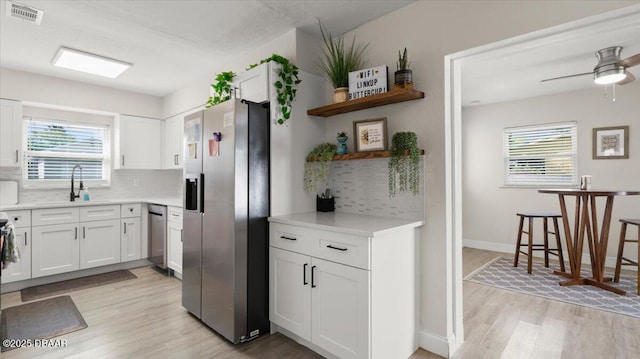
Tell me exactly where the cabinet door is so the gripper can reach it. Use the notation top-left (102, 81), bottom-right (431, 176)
top-left (167, 220), bottom-right (183, 273)
top-left (163, 115), bottom-right (184, 169)
top-left (115, 115), bottom-right (162, 169)
top-left (121, 218), bottom-right (141, 262)
top-left (80, 219), bottom-right (121, 269)
top-left (311, 258), bottom-right (370, 359)
top-left (232, 62), bottom-right (269, 104)
top-left (1, 228), bottom-right (31, 283)
top-left (269, 247), bottom-right (312, 340)
top-left (0, 99), bottom-right (23, 167)
top-left (32, 223), bottom-right (79, 278)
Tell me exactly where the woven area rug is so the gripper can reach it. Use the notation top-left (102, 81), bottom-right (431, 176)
top-left (21, 270), bottom-right (137, 302)
top-left (1, 295), bottom-right (87, 352)
top-left (465, 256), bottom-right (640, 319)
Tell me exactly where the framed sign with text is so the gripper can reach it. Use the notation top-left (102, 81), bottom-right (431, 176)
top-left (353, 118), bottom-right (388, 152)
top-left (348, 66), bottom-right (388, 100)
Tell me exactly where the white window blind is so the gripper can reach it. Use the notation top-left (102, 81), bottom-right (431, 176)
top-left (503, 122), bottom-right (577, 186)
top-left (23, 118), bottom-right (111, 185)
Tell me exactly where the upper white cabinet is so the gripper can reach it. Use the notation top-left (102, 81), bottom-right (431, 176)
top-left (114, 114), bottom-right (162, 169)
top-left (232, 62), bottom-right (270, 104)
top-left (163, 114), bottom-right (184, 169)
top-left (0, 99), bottom-right (23, 167)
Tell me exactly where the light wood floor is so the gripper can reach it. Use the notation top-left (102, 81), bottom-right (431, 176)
top-left (1, 249), bottom-right (637, 359)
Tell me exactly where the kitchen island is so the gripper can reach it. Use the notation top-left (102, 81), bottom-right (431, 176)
top-left (268, 212), bottom-right (423, 359)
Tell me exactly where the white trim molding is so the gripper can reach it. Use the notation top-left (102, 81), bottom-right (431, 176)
top-left (418, 329), bottom-right (450, 358)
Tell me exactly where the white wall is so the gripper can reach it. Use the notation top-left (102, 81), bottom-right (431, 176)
top-left (0, 68), bottom-right (163, 118)
top-left (463, 84), bottom-right (640, 265)
top-left (330, 0), bottom-right (638, 355)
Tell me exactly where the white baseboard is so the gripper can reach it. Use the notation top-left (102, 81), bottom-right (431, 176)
top-left (418, 329), bottom-right (450, 358)
top-left (463, 238), bottom-right (637, 272)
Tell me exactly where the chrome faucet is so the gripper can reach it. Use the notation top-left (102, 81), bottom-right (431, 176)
top-left (70, 164), bottom-right (84, 201)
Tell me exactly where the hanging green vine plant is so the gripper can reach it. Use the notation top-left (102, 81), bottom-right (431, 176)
top-left (304, 143), bottom-right (337, 193)
top-left (388, 132), bottom-right (421, 197)
top-left (206, 54), bottom-right (301, 125)
top-left (206, 71), bottom-right (236, 108)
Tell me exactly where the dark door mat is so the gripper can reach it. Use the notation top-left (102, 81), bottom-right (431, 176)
top-left (1, 295), bottom-right (87, 352)
top-left (21, 270), bottom-right (137, 302)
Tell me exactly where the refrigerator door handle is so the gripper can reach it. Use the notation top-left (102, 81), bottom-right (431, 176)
top-left (199, 173), bottom-right (205, 214)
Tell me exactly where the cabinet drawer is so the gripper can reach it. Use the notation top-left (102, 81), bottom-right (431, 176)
top-left (80, 205), bottom-right (120, 222)
top-left (6, 210), bottom-right (31, 227)
top-left (312, 230), bottom-right (371, 270)
top-left (167, 206), bottom-right (182, 223)
top-left (32, 207), bottom-right (79, 226)
top-left (270, 223), bottom-right (313, 255)
top-left (121, 203), bottom-right (141, 218)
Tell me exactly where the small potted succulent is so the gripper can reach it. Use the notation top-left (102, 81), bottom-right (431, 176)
top-left (394, 47), bottom-right (412, 87)
top-left (336, 131), bottom-right (348, 155)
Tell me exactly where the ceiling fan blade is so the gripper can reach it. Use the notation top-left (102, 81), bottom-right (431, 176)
top-left (618, 72), bottom-right (635, 85)
top-left (540, 72), bottom-right (593, 82)
top-left (618, 53), bottom-right (640, 68)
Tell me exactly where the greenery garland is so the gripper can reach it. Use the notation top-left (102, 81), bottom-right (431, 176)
top-left (304, 143), bottom-right (337, 193)
top-left (206, 53), bottom-right (301, 125)
top-left (388, 132), bottom-right (420, 197)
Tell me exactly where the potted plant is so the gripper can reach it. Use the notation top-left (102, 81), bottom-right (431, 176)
top-left (388, 131), bottom-right (420, 197)
top-left (318, 20), bottom-right (368, 103)
top-left (304, 143), bottom-right (337, 193)
top-left (395, 47), bottom-right (412, 87)
top-left (336, 131), bottom-right (348, 155)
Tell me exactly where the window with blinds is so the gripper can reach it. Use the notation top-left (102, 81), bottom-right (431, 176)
top-left (503, 122), bottom-right (577, 186)
top-left (23, 118), bottom-right (111, 185)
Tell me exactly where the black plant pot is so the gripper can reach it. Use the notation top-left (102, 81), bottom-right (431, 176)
top-left (394, 69), bottom-right (413, 85)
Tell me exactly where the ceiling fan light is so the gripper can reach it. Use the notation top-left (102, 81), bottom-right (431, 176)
top-left (594, 67), bottom-right (626, 85)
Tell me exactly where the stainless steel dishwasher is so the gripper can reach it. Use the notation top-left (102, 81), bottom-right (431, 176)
top-left (148, 204), bottom-right (167, 269)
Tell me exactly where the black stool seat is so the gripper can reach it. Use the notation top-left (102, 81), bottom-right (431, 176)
top-left (614, 219), bottom-right (639, 295)
top-left (514, 213), bottom-right (566, 274)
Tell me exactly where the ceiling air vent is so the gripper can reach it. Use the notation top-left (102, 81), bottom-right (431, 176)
top-left (6, 1), bottom-right (44, 25)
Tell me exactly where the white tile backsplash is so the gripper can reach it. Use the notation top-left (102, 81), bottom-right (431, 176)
top-left (327, 158), bottom-right (424, 220)
top-left (0, 167), bottom-right (182, 204)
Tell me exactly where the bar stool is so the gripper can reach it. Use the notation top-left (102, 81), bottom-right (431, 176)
top-left (614, 219), bottom-right (639, 295)
top-left (514, 213), bottom-right (565, 274)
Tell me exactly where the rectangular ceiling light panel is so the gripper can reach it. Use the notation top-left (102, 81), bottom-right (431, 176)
top-left (52, 47), bottom-right (132, 78)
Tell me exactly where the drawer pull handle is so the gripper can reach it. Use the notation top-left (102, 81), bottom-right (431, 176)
top-left (172, 213), bottom-right (180, 217)
top-left (75, 227), bottom-right (78, 240)
top-left (25, 232), bottom-right (28, 246)
top-left (124, 223), bottom-right (127, 234)
top-left (311, 265), bottom-right (317, 288)
top-left (303, 263), bottom-right (308, 285)
top-left (280, 235), bottom-right (296, 241)
top-left (327, 245), bottom-right (348, 252)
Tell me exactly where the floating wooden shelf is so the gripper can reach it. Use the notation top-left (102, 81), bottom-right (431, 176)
top-left (307, 87), bottom-right (425, 117)
top-left (307, 149), bottom-right (425, 162)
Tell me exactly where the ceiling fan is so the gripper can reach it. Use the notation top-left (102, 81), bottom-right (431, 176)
top-left (541, 46), bottom-right (640, 85)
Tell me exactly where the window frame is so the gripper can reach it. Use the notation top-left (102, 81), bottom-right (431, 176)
top-left (503, 121), bottom-right (578, 188)
top-left (22, 116), bottom-right (112, 189)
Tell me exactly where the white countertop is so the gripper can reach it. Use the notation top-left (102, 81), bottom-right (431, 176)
top-left (269, 212), bottom-right (424, 237)
top-left (0, 197), bottom-right (182, 211)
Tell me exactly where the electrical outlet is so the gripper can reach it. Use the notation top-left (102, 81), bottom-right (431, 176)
top-left (133, 179), bottom-right (141, 187)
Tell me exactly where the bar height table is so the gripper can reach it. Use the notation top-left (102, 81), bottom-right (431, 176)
top-left (538, 189), bottom-right (640, 295)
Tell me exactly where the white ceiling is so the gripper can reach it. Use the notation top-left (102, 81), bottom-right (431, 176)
top-left (0, 0), bottom-right (413, 97)
top-left (462, 10), bottom-right (640, 107)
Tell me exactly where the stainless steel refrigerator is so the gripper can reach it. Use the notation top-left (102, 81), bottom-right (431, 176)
top-left (182, 98), bottom-right (270, 343)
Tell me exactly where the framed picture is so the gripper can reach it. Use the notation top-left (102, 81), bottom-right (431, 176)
top-left (353, 118), bottom-right (388, 152)
top-left (592, 126), bottom-right (629, 159)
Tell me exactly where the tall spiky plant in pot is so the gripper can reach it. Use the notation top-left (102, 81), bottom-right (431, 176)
top-left (395, 47), bottom-right (412, 87)
top-left (318, 20), bottom-right (369, 103)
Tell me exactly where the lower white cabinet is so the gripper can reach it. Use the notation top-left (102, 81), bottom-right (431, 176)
top-left (167, 206), bottom-right (183, 275)
top-left (80, 219), bottom-right (121, 269)
top-left (32, 223), bottom-right (80, 278)
top-left (1, 228), bottom-right (31, 283)
top-left (121, 218), bottom-right (141, 261)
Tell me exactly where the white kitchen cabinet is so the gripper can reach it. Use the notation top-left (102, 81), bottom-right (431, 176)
top-left (268, 214), bottom-right (420, 359)
top-left (121, 217), bottom-right (141, 262)
top-left (80, 219), bottom-right (121, 269)
top-left (114, 114), bottom-right (162, 169)
top-left (0, 99), bottom-right (23, 167)
top-left (232, 62), bottom-right (270, 104)
top-left (163, 114), bottom-right (184, 169)
top-left (1, 228), bottom-right (31, 283)
top-left (167, 206), bottom-right (182, 274)
top-left (32, 222), bottom-right (80, 278)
